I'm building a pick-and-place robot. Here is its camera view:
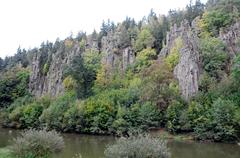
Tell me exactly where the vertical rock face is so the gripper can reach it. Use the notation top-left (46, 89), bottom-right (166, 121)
top-left (29, 41), bottom-right (82, 97)
top-left (101, 31), bottom-right (135, 72)
top-left (220, 21), bottom-right (240, 58)
top-left (159, 20), bottom-right (200, 100)
top-left (159, 24), bottom-right (181, 58)
top-left (29, 32), bottom-right (135, 97)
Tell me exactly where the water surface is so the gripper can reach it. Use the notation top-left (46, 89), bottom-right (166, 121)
top-left (1, 127), bottom-right (240, 158)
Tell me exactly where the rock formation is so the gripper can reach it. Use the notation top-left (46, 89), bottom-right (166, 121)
top-left (29, 31), bottom-right (135, 97)
top-left (159, 20), bottom-right (200, 100)
top-left (29, 40), bottom-right (82, 97)
top-left (220, 21), bottom-right (240, 58)
top-left (101, 31), bottom-right (135, 72)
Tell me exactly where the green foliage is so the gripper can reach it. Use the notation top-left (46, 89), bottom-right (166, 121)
top-left (40, 92), bottom-right (77, 130)
top-left (164, 37), bottom-right (182, 70)
top-left (0, 68), bottom-right (30, 108)
top-left (202, 0), bottom-right (240, 36)
top-left (21, 103), bottom-right (44, 127)
top-left (2, 0), bottom-right (240, 144)
top-left (201, 11), bottom-right (232, 35)
top-left (11, 129), bottom-right (64, 158)
top-left (79, 39), bottom-right (86, 50)
top-left (134, 28), bottom-right (155, 52)
top-left (232, 53), bottom-right (240, 80)
top-left (63, 76), bottom-right (77, 91)
top-left (64, 51), bottom-right (101, 98)
top-left (185, 0), bottom-right (205, 23)
top-left (200, 36), bottom-right (227, 79)
top-left (43, 63), bottom-right (49, 75)
top-left (104, 135), bottom-right (170, 158)
top-left (198, 72), bottom-right (217, 93)
top-left (194, 98), bottom-right (238, 142)
top-left (0, 148), bottom-right (14, 158)
top-left (133, 48), bottom-right (157, 72)
top-left (140, 61), bottom-right (179, 108)
top-left (63, 101), bottom-right (85, 132)
top-left (166, 100), bottom-right (188, 133)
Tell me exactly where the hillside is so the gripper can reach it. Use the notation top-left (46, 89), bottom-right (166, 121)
top-left (1, 0), bottom-right (240, 142)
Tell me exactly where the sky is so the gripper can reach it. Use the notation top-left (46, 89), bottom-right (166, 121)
top-left (0, 0), bottom-right (208, 58)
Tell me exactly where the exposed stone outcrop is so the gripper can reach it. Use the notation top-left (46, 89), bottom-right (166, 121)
top-left (159, 24), bottom-right (181, 58)
top-left (29, 31), bottom-right (135, 97)
top-left (29, 41), bottom-right (82, 97)
top-left (101, 31), bottom-right (135, 72)
top-left (159, 20), bottom-right (200, 100)
top-left (220, 21), bottom-right (240, 58)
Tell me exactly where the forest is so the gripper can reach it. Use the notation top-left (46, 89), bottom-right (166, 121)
top-left (0, 2), bottom-right (240, 157)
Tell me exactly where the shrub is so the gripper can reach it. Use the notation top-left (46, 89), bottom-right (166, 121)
top-left (63, 101), bottom-right (85, 132)
top-left (43, 63), bottom-right (50, 75)
top-left (0, 148), bottom-right (14, 158)
top-left (7, 101), bottom-right (44, 128)
top-left (104, 135), bottom-right (170, 158)
top-left (11, 129), bottom-right (64, 158)
top-left (164, 37), bottom-right (182, 70)
top-left (40, 92), bottom-right (77, 130)
top-left (0, 68), bottom-right (30, 108)
top-left (7, 95), bottom-right (33, 113)
top-left (133, 48), bottom-right (157, 72)
top-left (201, 11), bottom-right (232, 35)
top-left (83, 97), bottom-right (115, 134)
top-left (166, 100), bottom-right (187, 133)
top-left (134, 28), bottom-right (155, 52)
top-left (21, 102), bottom-right (44, 127)
top-left (140, 61), bottom-right (177, 107)
top-left (232, 53), bottom-right (240, 80)
top-left (194, 98), bottom-right (238, 142)
top-left (130, 102), bottom-right (161, 131)
top-left (200, 36), bottom-right (228, 80)
top-left (63, 76), bottom-right (77, 91)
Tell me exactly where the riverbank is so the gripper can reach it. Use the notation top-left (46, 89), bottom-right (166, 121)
top-left (1, 127), bottom-right (240, 158)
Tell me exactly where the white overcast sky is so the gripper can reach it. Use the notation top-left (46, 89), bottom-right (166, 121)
top-left (0, 0), bottom-right (207, 58)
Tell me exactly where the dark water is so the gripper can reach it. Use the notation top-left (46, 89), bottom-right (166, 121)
top-left (1, 127), bottom-right (240, 158)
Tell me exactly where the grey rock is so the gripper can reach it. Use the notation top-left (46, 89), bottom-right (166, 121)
top-left (29, 40), bottom-right (82, 97)
top-left (159, 20), bottom-right (200, 100)
top-left (220, 21), bottom-right (240, 58)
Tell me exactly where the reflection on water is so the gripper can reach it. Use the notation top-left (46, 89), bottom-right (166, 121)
top-left (1, 127), bottom-right (240, 158)
top-left (53, 133), bottom-right (115, 158)
top-left (169, 140), bottom-right (240, 158)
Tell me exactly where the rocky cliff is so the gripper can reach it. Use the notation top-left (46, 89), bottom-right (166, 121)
top-left (220, 21), bottom-right (240, 58)
top-left (159, 20), bottom-right (201, 100)
top-left (29, 40), bottom-right (82, 97)
top-left (101, 30), bottom-right (135, 72)
top-left (29, 32), bottom-right (135, 97)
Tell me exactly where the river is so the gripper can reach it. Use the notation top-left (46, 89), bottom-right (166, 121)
top-left (0, 127), bottom-right (240, 158)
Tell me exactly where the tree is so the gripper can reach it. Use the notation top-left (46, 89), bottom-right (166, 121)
top-left (0, 57), bottom-right (3, 71)
top-left (168, 9), bottom-right (185, 27)
top-left (134, 28), bottom-right (155, 52)
top-left (200, 37), bottom-right (228, 80)
top-left (140, 61), bottom-right (178, 108)
top-left (0, 68), bottom-right (30, 107)
top-left (133, 48), bottom-right (157, 72)
top-left (147, 10), bottom-right (168, 53)
top-left (232, 53), bottom-right (240, 80)
top-left (64, 50), bottom-right (101, 98)
top-left (185, 0), bottom-right (205, 23)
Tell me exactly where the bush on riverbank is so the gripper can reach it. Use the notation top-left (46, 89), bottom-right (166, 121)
top-left (104, 134), bottom-right (170, 158)
top-left (0, 148), bottom-right (14, 158)
top-left (11, 129), bottom-right (64, 158)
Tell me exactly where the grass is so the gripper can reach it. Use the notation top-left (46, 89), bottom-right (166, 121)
top-left (0, 148), bottom-right (15, 158)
